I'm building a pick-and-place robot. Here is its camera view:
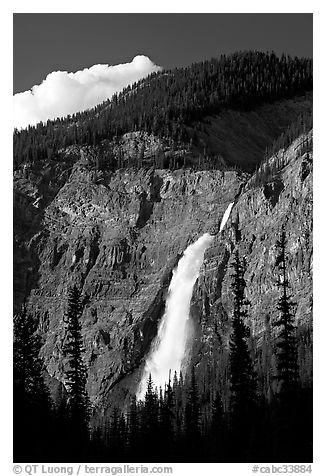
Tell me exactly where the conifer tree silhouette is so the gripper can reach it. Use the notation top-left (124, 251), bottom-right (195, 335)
top-left (184, 366), bottom-right (201, 461)
top-left (228, 250), bottom-right (257, 461)
top-left (272, 230), bottom-right (307, 462)
top-left (13, 304), bottom-right (52, 461)
top-left (273, 230), bottom-right (299, 393)
top-left (62, 285), bottom-right (90, 456)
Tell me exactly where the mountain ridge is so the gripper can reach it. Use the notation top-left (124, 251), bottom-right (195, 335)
top-left (14, 50), bottom-right (312, 172)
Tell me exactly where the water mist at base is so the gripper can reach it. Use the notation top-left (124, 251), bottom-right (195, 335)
top-left (137, 202), bottom-right (234, 399)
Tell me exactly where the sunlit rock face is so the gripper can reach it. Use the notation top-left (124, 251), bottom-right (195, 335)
top-left (14, 147), bottom-right (243, 410)
top-left (13, 130), bottom-right (312, 412)
top-left (191, 132), bottom-right (313, 393)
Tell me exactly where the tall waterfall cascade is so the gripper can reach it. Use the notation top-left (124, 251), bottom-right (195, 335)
top-left (136, 202), bottom-right (234, 399)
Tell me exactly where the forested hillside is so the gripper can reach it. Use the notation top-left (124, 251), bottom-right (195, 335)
top-left (14, 51), bottom-right (312, 170)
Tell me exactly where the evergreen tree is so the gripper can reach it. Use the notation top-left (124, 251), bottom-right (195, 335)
top-left (142, 374), bottom-right (159, 461)
top-left (14, 305), bottom-right (45, 397)
top-left (184, 366), bottom-right (201, 461)
top-left (127, 395), bottom-right (140, 460)
top-left (62, 285), bottom-right (90, 454)
top-left (273, 230), bottom-right (299, 393)
top-left (271, 231), bottom-right (310, 462)
top-left (172, 371), bottom-right (184, 445)
top-left (13, 305), bottom-right (53, 461)
top-left (208, 392), bottom-right (226, 462)
top-left (108, 407), bottom-right (125, 461)
top-left (160, 372), bottom-right (175, 460)
top-left (228, 251), bottom-right (257, 461)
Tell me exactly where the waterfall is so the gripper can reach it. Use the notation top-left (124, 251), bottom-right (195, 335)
top-left (219, 202), bottom-right (234, 232)
top-left (136, 202), bottom-right (234, 399)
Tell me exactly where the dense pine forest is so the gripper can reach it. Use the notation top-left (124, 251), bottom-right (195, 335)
top-left (13, 51), bottom-right (312, 170)
top-left (13, 235), bottom-right (312, 463)
top-left (249, 112), bottom-right (313, 188)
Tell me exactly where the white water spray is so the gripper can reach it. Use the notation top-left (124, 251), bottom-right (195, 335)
top-left (137, 202), bottom-right (234, 399)
top-left (219, 202), bottom-right (234, 232)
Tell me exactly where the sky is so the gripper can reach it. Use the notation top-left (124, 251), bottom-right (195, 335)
top-left (14, 13), bottom-right (312, 94)
top-left (13, 13), bottom-right (313, 129)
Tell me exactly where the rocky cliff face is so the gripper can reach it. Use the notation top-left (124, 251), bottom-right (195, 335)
top-left (190, 132), bottom-right (312, 398)
top-left (13, 130), bottom-right (312, 413)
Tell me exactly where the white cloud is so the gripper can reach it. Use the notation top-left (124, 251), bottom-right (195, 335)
top-left (14, 55), bottom-right (162, 130)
